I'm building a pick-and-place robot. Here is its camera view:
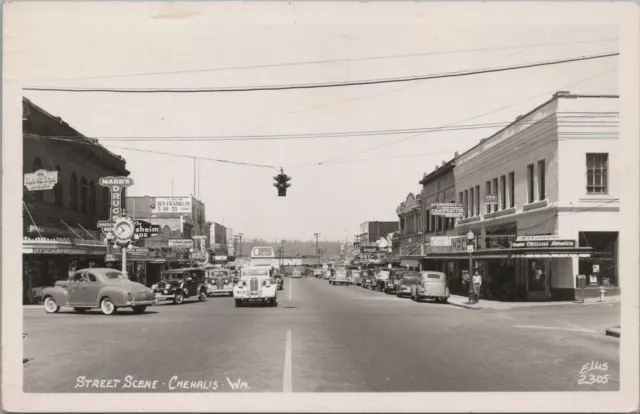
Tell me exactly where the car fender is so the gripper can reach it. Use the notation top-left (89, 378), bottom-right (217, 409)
top-left (42, 286), bottom-right (70, 307)
top-left (263, 285), bottom-right (278, 297)
top-left (96, 286), bottom-right (128, 307)
top-left (197, 283), bottom-right (207, 295)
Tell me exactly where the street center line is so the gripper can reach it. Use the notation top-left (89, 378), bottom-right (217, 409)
top-left (514, 325), bottom-right (596, 334)
top-left (283, 330), bottom-right (292, 393)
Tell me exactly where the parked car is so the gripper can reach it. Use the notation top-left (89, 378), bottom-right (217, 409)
top-left (313, 269), bottom-right (323, 278)
top-left (384, 269), bottom-right (404, 294)
top-left (153, 268), bottom-right (208, 304)
top-left (350, 270), bottom-right (362, 286)
top-left (233, 267), bottom-right (278, 307)
top-left (411, 271), bottom-right (449, 303)
top-left (396, 272), bottom-right (421, 298)
top-left (363, 272), bottom-right (376, 289)
top-left (291, 270), bottom-right (303, 279)
top-left (205, 268), bottom-right (234, 297)
top-left (42, 268), bottom-right (157, 315)
top-left (375, 269), bottom-right (390, 291)
top-left (330, 269), bottom-right (350, 286)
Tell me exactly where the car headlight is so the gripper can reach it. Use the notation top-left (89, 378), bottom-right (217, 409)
top-left (151, 284), bottom-right (158, 290)
top-left (265, 281), bottom-right (271, 287)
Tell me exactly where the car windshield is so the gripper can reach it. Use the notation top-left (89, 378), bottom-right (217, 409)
top-left (105, 271), bottom-right (127, 280)
top-left (242, 269), bottom-right (270, 277)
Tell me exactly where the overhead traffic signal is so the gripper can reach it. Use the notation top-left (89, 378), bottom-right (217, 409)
top-left (273, 169), bottom-right (291, 197)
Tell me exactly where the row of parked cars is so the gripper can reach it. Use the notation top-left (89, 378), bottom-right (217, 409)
top-left (41, 265), bottom-right (287, 315)
top-left (323, 267), bottom-right (450, 303)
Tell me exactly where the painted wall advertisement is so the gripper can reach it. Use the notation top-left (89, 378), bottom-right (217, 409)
top-left (154, 197), bottom-right (192, 214)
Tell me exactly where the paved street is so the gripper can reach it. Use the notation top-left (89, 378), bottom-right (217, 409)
top-left (24, 277), bottom-right (620, 393)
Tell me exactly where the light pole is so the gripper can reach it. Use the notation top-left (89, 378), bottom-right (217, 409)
top-left (314, 233), bottom-right (320, 267)
top-left (467, 230), bottom-right (476, 304)
top-left (189, 248), bottom-right (194, 267)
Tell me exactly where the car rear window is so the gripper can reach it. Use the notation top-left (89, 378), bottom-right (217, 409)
top-left (427, 274), bottom-right (441, 279)
top-left (105, 272), bottom-right (126, 280)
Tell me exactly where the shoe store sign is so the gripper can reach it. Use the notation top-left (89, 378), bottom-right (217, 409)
top-left (97, 176), bottom-right (135, 234)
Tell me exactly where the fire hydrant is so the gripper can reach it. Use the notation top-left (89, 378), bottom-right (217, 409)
top-left (599, 286), bottom-right (606, 302)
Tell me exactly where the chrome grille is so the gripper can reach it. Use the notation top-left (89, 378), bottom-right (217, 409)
top-left (250, 277), bottom-right (259, 293)
top-left (217, 278), bottom-right (223, 289)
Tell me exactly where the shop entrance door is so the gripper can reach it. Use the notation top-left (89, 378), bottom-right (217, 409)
top-left (526, 259), bottom-right (550, 301)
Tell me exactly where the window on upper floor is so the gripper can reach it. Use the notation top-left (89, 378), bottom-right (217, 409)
top-left (475, 186), bottom-right (480, 216)
top-left (102, 187), bottom-right (110, 219)
top-left (485, 181), bottom-right (492, 214)
top-left (70, 172), bottom-right (78, 211)
top-left (80, 177), bottom-right (88, 214)
top-left (527, 164), bottom-right (535, 203)
top-left (89, 181), bottom-right (97, 215)
top-left (538, 160), bottom-right (546, 200)
top-left (586, 153), bottom-right (608, 194)
top-left (508, 172), bottom-right (515, 208)
top-left (500, 175), bottom-right (506, 210)
top-left (464, 189), bottom-right (469, 218)
top-left (469, 188), bottom-right (475, 216)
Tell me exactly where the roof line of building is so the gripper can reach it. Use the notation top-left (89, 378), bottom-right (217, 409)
top-left (452, 92), bottom-right (619, 164)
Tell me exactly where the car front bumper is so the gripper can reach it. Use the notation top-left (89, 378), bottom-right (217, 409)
top-left (234, 290), bottom-right (276, 300)
top-left (125, 299), bottom-right (158, 306)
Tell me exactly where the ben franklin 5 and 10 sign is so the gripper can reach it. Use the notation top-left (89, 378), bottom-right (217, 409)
top-left (154, 197), bottom-right (192, 214)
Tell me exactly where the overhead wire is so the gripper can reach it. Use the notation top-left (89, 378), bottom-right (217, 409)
top-left (317, 67), bottom-right (618, 164)
top-left (40, 38), bottom-right (618, 82)
top-left (23, 52), bottom-right (618, 94)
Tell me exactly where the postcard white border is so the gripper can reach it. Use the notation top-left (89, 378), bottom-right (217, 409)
top-left (3, 1), bottom-right (639, 412)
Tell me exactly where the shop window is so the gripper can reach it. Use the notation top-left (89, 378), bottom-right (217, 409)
top-left (586, 153), bottom-right (608, 194)
top-left (508, 172), bottom-right (515, 208)
top-left (500, 175), bottom-right (506, 210)
top-left (578, 231), bottom-right (618, 287)
top-left (70, 172), bottom-right (78, 211)
top-left (80, 177), bottom-right (88, 214)
top-left (54, 165), bottom-right (63, 207)
top-left (527, 163), bottom-right (535, 203)
top-left (537, 160), bottom-right (546, 200)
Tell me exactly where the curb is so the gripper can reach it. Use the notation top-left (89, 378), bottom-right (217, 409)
top-left (447, 301), bottom-right (482, 310)
top-left (605, 326), bottom-right (620, 338)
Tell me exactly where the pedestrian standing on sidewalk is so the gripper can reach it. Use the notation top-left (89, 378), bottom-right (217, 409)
top-left (472, 271), bottom-right (482, 303)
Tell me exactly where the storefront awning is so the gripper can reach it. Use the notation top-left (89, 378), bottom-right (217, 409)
top-left (421, 246), bottom-right (592, 260)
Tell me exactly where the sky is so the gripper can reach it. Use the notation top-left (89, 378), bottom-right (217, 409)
top-left (8, 4), bottom-right (618, 241)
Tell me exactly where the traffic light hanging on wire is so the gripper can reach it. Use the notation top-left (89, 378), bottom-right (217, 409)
top-left (273, 168), bottom-right (291, 197)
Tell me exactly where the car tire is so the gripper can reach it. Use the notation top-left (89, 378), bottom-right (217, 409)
top-left (132, 305), bottom-right (147, 314)
top-left (235, 299), bottom-right (243, 307)
top-left (173, 292), bottom-right (185, 305)
top-left (270, 298), bottom-right (278, 307)
top-left (74, 307), bottom-right (87, 313)
top-left (198, 289), bottom-right (206, 302)
top-left (44, 297), bottom-right (60, 314)
top-left (100, 297), bottom-right (117, 316)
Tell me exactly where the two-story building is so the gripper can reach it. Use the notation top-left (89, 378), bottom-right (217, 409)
top-left (395, 193), bottom-right (422, 268)
top-left (450, 92), bottom-right (618, 301)
top-left (22, 98), bottom-right (130, 303)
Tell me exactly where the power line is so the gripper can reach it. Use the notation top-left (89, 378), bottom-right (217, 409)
top-left (317, 67), bottom-right (618, 164)
top-left (42, 38), bottom-right (618, 82)
top-left (23, 115), bottom-right (617, 143)
top-left (24, 52), bottom-right (618, 94)
top-left (103, 146), bottom-right (280, 171)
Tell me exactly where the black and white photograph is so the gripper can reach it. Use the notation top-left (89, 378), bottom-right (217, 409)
top-left (2, 1), bottom-right (639, 412)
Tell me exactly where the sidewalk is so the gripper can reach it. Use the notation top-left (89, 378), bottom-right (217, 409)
top-left (447, 294), bottom-right (620, 311)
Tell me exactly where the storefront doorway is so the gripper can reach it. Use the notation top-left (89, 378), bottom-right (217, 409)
top-left (526, 259), bottom-right (550, 301)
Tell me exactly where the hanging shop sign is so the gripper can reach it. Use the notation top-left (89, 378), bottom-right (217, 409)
top-left (154, 197), bottom-right (192, 214)
top-left (430, 236), bottom-right (453, 247)
top-left (24, 169), bottom-right (58, 191)
top-left (105, 254), bottom-right (117, 262)
top-left (360, 246), bottom-right (382, 254)
top-left (430, 203), bottom-right (464, 218)
top-left (168, 239), bottom-right (193, 248)
top-left (98, 176), bottom-right (134, 234)
top-left (510, 239), bottom-right (576, 249)
top-left (134, 220), bottom-right (161, 238)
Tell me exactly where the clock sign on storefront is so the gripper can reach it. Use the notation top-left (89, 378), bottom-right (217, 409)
top-left (114, 218), bottom-right (135, 242)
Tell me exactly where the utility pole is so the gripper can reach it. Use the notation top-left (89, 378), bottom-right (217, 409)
top-left (314, 233), bottom-right (320, 267)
